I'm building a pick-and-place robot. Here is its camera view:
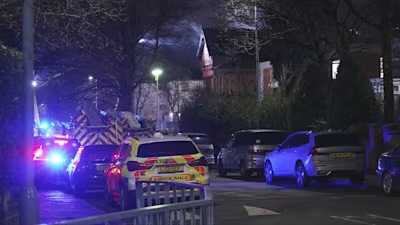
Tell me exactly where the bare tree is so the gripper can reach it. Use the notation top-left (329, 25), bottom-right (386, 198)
top-left (134, 83), bottom-right (153, 116)
top-left (0, 0), bottom-right (204, 111)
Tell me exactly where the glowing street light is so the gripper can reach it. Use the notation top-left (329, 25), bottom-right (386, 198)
top-left (32, 80), bottom-right (38, 87)
top-left (151, 68), bottom-right (163, 130)
top-left (88, 75), bottom-right (94, 81)
top-left (151, 68), bottom-right (163, 81)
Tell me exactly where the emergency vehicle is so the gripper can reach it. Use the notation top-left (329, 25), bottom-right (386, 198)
top-left (33, 109), bottom-right (144, 183)
top-left (104, 132), bottom-right (209, 210)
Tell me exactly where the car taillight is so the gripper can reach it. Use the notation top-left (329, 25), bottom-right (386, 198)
top-left (33, 146), bottom-right (45, 160)
top-left (309, 146), bottom-right (320, 156)
top-left (188, 157), bottom-right (208, 166)
top-left (127, 161), bottom-right (152, 171)
top-left (54, 139), bottom-right (69, 146)
top-left (33, 149), bottom-right (43, 160)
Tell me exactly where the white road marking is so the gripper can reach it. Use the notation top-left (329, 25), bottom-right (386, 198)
top-left (367, 214), bottom-right (400, 223)
top-left (243, 205), bottom-right (280, 216)
top-left (330, 216), bottom-right (376, 225)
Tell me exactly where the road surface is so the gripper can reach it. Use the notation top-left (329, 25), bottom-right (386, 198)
top-left (39, 171), bottom-right (400, 225)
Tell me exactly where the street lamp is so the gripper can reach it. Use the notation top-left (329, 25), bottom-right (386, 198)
top-left (21, 0), bottom-right (39, 223)
top-left (152, 68), bottom-right (163, 131)
top-left (32, 80), bottom-right (37, 87)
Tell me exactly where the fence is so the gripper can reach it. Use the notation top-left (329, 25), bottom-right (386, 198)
top-left (44, 181), bottom-right (214, 225)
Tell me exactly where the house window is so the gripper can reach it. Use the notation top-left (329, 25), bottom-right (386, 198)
top-left (332, 60), bottom-right (340, 79)
top-left (380, 57), bottom-right (384, 79)
top-left (394, 86), bottom-right (399, 92)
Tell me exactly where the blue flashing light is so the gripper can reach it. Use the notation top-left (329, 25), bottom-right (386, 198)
top-left (40, 121), bottom-right (50, 129)
top-left (49, 152), bottom-right (64, 164)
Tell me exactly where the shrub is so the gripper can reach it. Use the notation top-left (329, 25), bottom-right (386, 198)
top-left (327, 55), bottom-right (379, 129)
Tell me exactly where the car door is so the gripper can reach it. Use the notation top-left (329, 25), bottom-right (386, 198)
top-left (107, 143), bottom-right (130, 194)
top-left (218, 138), bottom-right (229, 167)
top-left (272, 134), bottom-right (297, 176)
top-left (285, 133), bottom-right (310, 176)
top-left (224, 135), bottom-right (236, 169)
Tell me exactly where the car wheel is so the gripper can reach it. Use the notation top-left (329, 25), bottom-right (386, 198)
top-left (264, 161), bottom-right (275, 185)
top-left (119, 185), bottom-right (137, 210)
top-left (349, 173), bottom-right (365, 184)
top-left (239, 161), bottom-right (251, 178)
top-left (72, 184), bottom-right (85, 197)
top-left (382, 171), bottom-right (395, 195)
top-left (104, 185), bottom-right (114, 206)
top-left (295, 162), bottom-right (310, 188)
top-left (64, 179), bottom-right (73, 194)
top-left (217, 160), bottom-right (227, 177)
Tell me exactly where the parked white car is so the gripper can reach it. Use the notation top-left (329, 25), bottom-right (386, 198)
top-left (264, 131), bottom-right (365, 187)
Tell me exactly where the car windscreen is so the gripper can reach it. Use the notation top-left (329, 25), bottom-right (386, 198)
top-left (81, 145), bottom-right (118, 161)
top-left (315, 133), bottom-right (360, 147)
top-left (235, 132), bottom-right (289, 146)
top-left (137, 141), bottom-right (199, 157)
top-left (187, 135), bottom-right (212, 145)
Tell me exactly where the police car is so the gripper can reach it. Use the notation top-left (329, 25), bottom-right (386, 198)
top-left (104, 132), bottom-right (209, 210)
top-left (33, 137), bottom-right (80, 183)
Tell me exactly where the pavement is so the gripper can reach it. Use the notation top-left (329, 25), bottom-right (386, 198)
top-left (37, 172), bottom-right (400, 225)
top-left (37, 184), bottom-right (105, 224)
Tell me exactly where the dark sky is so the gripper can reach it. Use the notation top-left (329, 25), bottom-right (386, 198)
top-left (160, 19), bottom-right (204, 79)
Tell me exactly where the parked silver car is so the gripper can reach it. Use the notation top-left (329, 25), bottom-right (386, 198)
top-left (178, 133), bottom-right (215, 166)
top-left (217, 130), bottom-right (289, 177)
top-left (264, 131), bottom-right (365, 187)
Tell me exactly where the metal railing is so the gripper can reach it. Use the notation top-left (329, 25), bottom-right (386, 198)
top-left (44, 181), bottom-right (213, 225)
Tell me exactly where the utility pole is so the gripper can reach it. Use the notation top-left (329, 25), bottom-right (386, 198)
top-left (155, 77), bottom-right (160, 130)
top-left (21, 0), bottom-right (39, 224)
top-left (255, 5), bottom-right (263, 103)
top-left (381, 0), bottom-right (394, 123)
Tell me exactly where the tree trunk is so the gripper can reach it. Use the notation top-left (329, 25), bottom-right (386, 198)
top-left (381, 0), bottom-right (394, 123)
top-left (118, 71), bottom-right (132, 111)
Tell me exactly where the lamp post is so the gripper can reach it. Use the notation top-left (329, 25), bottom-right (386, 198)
top-left (21, 0), bottom-right (39, 223)
top-left (152, 68), bottom-right (163, 131)
top-left (255, 5), bottom-right (263, 104)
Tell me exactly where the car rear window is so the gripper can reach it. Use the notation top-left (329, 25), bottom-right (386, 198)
top-left (315, 133), bottom-right (360, 147)
top-left (81, 145), bottom-right (118, 161)
top-left (235, 132), bottom-right (289, 146)
top-left (187, 135), bottom-right (212, 145)
top-left (137, 141), bottom-right (199, 157)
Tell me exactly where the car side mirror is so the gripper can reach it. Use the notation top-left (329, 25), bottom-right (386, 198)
top-left (276, 144), bottom-right (282, 150)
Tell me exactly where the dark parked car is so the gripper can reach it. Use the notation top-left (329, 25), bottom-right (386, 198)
top-left (33, 137), bottom-right (80, 183)
top-left (66, 144), bottom-right (118, 196)
top-left (376, 145), bottom-right (400, 195)
top-left (179, 133), bottom-right (215, 166)
top-left (218, 129), bottom-right (289, 177)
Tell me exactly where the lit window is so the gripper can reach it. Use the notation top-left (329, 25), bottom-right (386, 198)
top-left (332, 60), bottom-right (340, 79)
top-left (380, 57), bottom-right (384, 79)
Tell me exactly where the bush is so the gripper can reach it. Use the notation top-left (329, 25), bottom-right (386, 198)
top-left (327, 55), bottom-right (379, 129)
top-left (259, 96), bottom-right (290, 130)
top-left (180, 88), bottom-right (293, 144)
